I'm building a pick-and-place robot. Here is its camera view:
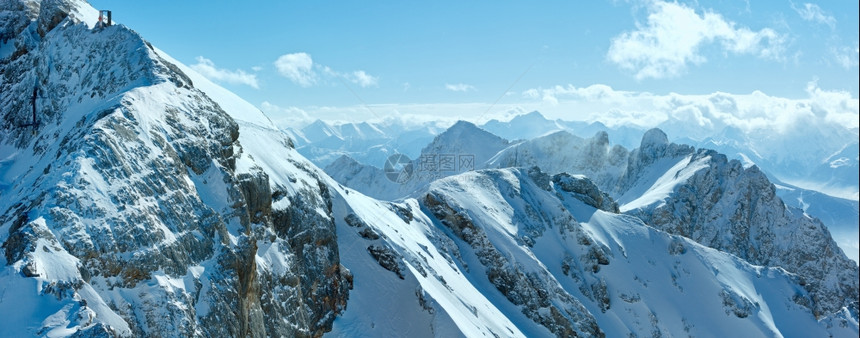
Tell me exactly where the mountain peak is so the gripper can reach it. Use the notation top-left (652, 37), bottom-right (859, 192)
top-left (592, 130), bottom-right (610, 146)
top-left (435, 120), bottom-right (504, 143)
top-left (307, 119), bottom-right (330, 127)
top-left (513, 110), bottom-right (548, 122)
top-left (301, 119), bottom-right (341, 142)
top-left (641, 128), bottom-right (668, 148)
top-left (449, 120), bottom-right (479, 131)
top-left (479, 111), bottom-right (564, 141)
top-left (419, 120), bottom-right (509, 169)
top-left (36, 0), bottom-right (99, 35)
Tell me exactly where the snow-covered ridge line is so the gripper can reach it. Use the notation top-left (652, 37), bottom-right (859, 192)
top-left (416, 167), bottom-right (856, 336)
top-left (329, 121), bottom-right (859, 322)
top-left (2, 1), bottom-right (347, 336)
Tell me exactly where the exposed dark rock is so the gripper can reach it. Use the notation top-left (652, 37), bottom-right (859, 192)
top-left (553, 173), bottom-right (619, 213)
top-left (0, 2), bottom-right (350, 335)
top-left (422, 192), bottom-right (604, 338)
top-left (358, 227), bottom-right (380, 240)
top-left (367, 244), bottom-right (403, 279)
top-left (344, 213), bottom-right (367, 228)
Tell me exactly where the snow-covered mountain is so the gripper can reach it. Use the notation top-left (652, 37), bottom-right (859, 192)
top-left (771, 178), bottom-right (859, 263)
top-left (809, 142), bottom-right (859, 199)
top-left (328, 163), bottom-right (860, 337)
top-left (615, 129), bottom-right (858, 318)
top-left (284, 118), bottom-right (443, 169)
top-left (480, 110), bottom-right (566, 141)
top-left (480, 111), bottom-right (645, 149)
top-left (486, 130), bottom-right (629, 191)
top-left (418, 120), bottom-right (510, 172)
top-left (2, 1), bottom-right (857, 337)
top-left (326, 120), bottom-right (509, 201)
top-left (312, 108), bottom-right (858, 206)
top-left (508, 128), bottom-right (859, 315)
top-left (480, 110), bottom-right (859, 202)
top-left (331, 123), bottom-right (859, 321)
top-left (690, 125), bottom-right (859, 201)
top-left (1, 1), bottom-right (350, 336)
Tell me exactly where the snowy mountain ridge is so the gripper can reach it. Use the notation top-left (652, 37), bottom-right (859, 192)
top-left (314, 110), bottom-right (858, 248)
top-left (1, 0), bottom-right (857, 337)
top-left (2, 1), bottom-right (349, 336)
top-left (295, 107), bottom-right (857, 206)
top-left (329, 125), bottom-right (859, 321)
top-left (284, 118), bottom-right (444, 170)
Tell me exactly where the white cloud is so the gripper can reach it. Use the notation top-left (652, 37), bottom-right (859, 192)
top-left (445, 83), bottom-right (476, 92)
top-left (523, 84), bottom-right (631, 107)
top-left (791, 2), bottom-right (836, 29)
top-left (277, 81), bottom-right (857, 143)
top-left (260, 101), bottom-right (313, 127)
top-left (348, 70), bottom-right (379, 87)
top-left (273, 53), bottom-right (379, 88)
top-left (831, 43), bottom-right (860, 69)
top-left (274, 53), bottom-right (316, 87)
top-left (520, 83), bottom-right (858, 134)
top-left (607, 1), bottom-right (786, 79)
top-left (805, 80), bottom-right (860, 127)
top-left (190, 56), bottom-right (259, 89)
top-left (522, 88), bottom-right (540, 99)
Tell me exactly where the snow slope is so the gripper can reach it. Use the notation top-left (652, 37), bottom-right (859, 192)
top-left (325, 120), bottom-right (509, 201)
top-left (420, 167), bottom-right (857, 337)
top-left (331, 123), bottom-right (859, 322)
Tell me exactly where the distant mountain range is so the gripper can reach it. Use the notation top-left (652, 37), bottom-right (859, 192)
top-left (321, 114), bottom-right (859, 264)
top-left (291, 110), bottom-right (858, 200)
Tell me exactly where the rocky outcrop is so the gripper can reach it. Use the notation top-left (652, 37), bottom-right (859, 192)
top-left (613, 128), bottom-right (695, 195)
top-left (422, 190), bottom-right (604, 337)
top-left (620, 129), bottom-right (859, 319)
top-left (553, 173), bottom-right (619, 213)
top-left (486, 130), bottom-right (629, 191)
top-left (0, 1), bottom-right (349, 336)
top-left (408, 166), bottom-right (854, 336)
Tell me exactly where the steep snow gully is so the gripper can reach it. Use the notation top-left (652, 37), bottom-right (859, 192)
top-left (0, 0), bottom-right (857, 337)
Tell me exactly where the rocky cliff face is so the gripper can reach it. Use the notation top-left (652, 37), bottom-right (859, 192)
top-left (487, 130), bottom-right (629, 191)
top-left (329, 120), bottom-right (859, 324)
top-left (0, 1), bottom-right (348, 336)
top-left (619, 129), bottom-right (859, 319)
top-left (410, 167), bottom-right (855, 337)
top-left (421, 169), bottom-right (604, 337)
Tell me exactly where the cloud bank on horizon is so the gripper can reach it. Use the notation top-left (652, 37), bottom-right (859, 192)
top-left (264, 81), bottom-right (857, 135)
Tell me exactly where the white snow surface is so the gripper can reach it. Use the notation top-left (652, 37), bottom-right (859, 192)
top-left (419, 168), bottom-right (857, 337)
top-left (618, 154), bottom-right (710, 212)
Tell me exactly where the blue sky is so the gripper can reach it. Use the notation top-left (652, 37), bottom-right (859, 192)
top-left (88, 0), bottom-right (859, 126)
